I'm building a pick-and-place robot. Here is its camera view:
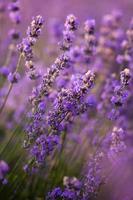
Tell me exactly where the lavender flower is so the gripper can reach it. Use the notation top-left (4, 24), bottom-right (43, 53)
top-left (0, 66), bottom-right (10, 77)
top-left (48, 70), bottom-right (95, 132)
top-left (25, 15), bottom-right (78, 149)
top-left (98, 10), bottom-right (123, 64)
top-left (18, 38), bottom-right (33, 61)
top-left (82, 152), bottom-right (104, 199)
top-left (1, 8), bottom-right (133, 199)
top-left (116, 18), bottom-right (133, 67)
top-left (46, 187), bottom-right (63, 200)
top-left (109, 68), bottom-right (131, 119)
top-left (30, 135), bottom-right (59, 166)
top-left (8, 72), bottom-right (20, 83)
top-left (46, 177), bottom-right (82, 200)
top-left (9, 29), bottom-right (20, 41)
top-left (18, 15), bottom-right (44, 80)
top-left (30, 54), bottom-right (70, 106)
top-left (65, 14), bottom-right (78, 31)
top-left (120, 68), bottom-right (131, 86)
top-left (60, 14), bottom-right (78, 51)
top-left (8, 0), bottom-right (21, 24)
top-left (82, 19), bottom-right (96, 63)
top-left (26, 15), bottom-right (44, 44)
top-left (49, 19), bottom-right (63, 42)
top-left (46, 153), bottom-right (104, 199)
top-left (25, 70), bottom-right (95, 170)
top-left (108, 127), bottom-right (126, 159)
top-left (0, 160), bottom-right (9, 182)
top-left (98, 67), bottom-right (131, 120)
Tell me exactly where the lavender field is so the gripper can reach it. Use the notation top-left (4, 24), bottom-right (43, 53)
top-left (0, 0), bottom-right (133, 199)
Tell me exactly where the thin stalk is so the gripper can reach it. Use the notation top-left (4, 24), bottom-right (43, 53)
top-left (4, 45), bottom-right (14, 67)
top-left (0, 54), bottom-right (22, 115)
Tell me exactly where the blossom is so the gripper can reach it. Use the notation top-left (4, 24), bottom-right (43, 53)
top-left (120, 68), bottom-right (131, 86)
top-left (8, 0), bottom-right (21, 24)
top-left (60, 14), bottom-right (78, 51)
top-left (0, 160), bottom-right (9, 181)
top-left (48, 70), bottom-right (95, 132)
top-left (82, 19), bottom-right (96, 63)
top-left (30, 135), bottom-right (60, 165)
top-left (82, 152), bottom-right (104, 199)
top-left (8, 72), bottom-right (20, 83)
top-left (18, 15), bottom-right (44, 80)
top-left (46, 177), bottom-right (82, 200)
top-left (108, 127), bottom-right (126, 157)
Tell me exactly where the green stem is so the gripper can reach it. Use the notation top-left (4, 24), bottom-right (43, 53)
top-left (0, 83), bottom-right (13, 114)
top-left (60, 131), bottom-right (67, 154)
top-left (0, 54), bottom-right (22, 115)
top-left (4, 45), bottom-right (14, 67)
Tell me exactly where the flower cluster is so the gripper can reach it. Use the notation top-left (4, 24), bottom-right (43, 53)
top-left (18, 15), bottom-right (44, 79)
top-left (30, 54), bottom-right (70, 107)
top-left (8, 0), bottom-right (21, 24)
top-left (116, 18), bottom-right (133, 67)
top-left (25, 70), bottom-right (95, 169)
top-left (46, 152), bottom-right (104, 199)
top-left (24, 15), bottom-right (78, 149)
top-left (109, 68), bottom-right (131, 119)
top-left (82, 152), bottom-right (104, 199)
top-left (29, 135), bottom-right (59, 169)
top-left (98, 67), bottom-right (132, 120)
top-left (1, 5), bottom-right (133, 200)
top-left (108, 127), bottom-right (126, 159)
top-left (83, 19), bottom-right (96, 63)
top-left (47, 176), bottom-right (82, 200)
top-left (0, 160), bottom-right (9, 184)
top-left (98, 10), bottom-right (123, 63)
top-left (48, 70), bottom-right (95, 132)
top-left (60, 14), bottom-right (78, 51)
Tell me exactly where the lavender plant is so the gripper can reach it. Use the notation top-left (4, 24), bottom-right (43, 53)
top-left (0, 2), bottom-right (133, 200)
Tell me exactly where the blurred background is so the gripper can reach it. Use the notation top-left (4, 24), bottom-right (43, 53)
top-left (21, 0), bottom-right (133, 24)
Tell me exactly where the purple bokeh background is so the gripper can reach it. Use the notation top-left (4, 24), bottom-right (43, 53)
top-left (21, 0), bottom-right (133, 23)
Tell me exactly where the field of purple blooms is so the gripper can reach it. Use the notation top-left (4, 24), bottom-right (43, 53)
top-left (0, 0), bottom-right (133, 199)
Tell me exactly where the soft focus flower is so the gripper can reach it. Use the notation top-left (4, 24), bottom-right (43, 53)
top-left (0, 160), bottom-right (9, 181)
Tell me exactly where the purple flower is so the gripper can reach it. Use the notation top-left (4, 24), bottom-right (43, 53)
top-left (8, 72), bottom-right (20, 83)
top-left (46, 187), bottom-right (63, 200)
top-left (18, 38), bottom-right (33, 61)
top-left (62, 189), bottom-right (77, 199)
top-left (82, 19), bottom-right (96, 63)
top-left (26, 15), bottom-right (44, 44)
top-left (47, 177), bottom-right (82, 200)
top-left (63, 176), bottom-right (82, 190)
top-left (48, 70), bottom-right (95, 131)
top-left (82, 152), bottom-right (104, 199)
top-left (30, 134), bottom-right (60, 165)
top-left (30, 53), bottom-right (70, 107)
top-left (49, 19), bottom-right (63, 42)
top-left (120, 68), bottom-right (131, 86)
top-left (108, 127), bottom-right (126, 158)
top-left (18, 15), bottom-right (44, 80)
top-left (8, 0), bottom-right (21, 24)
top-left (9, 29), bottom-right (20, 40)
top-left (0, 66), bottom-right (10, 77)
top-left (0, 160), bottom-right (9, 181)
top-left (65, 14), bottom-right (78, 31)
top-left (60, 14), bottom-right (78, 51)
